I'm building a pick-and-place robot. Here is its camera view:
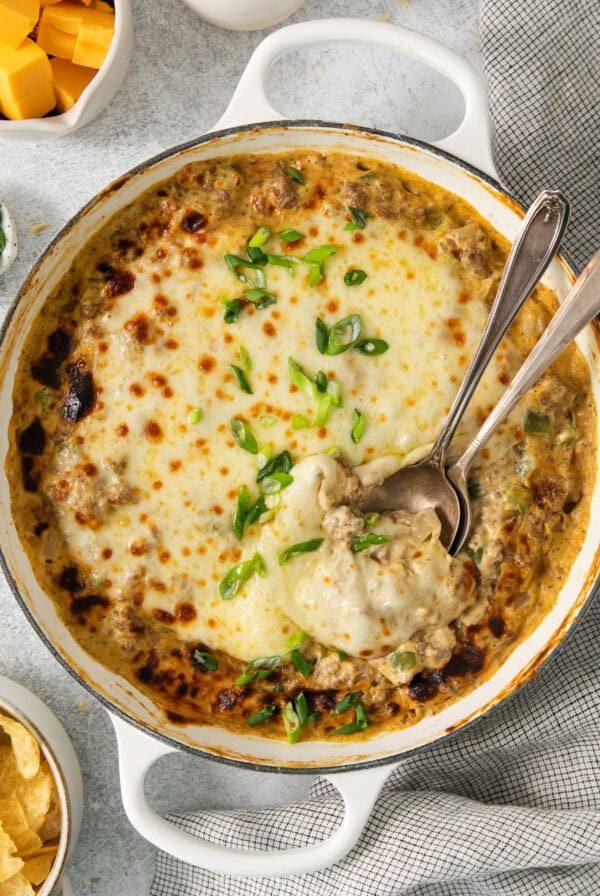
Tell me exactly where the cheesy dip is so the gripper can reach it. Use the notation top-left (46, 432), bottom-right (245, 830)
top-left (8, 152), bottom-right (596, 741)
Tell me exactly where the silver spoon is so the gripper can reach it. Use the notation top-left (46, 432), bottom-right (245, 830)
top-left (360, 189), bottom-right (570, 547)
top-left (449, 246), bottom-right (600, 555)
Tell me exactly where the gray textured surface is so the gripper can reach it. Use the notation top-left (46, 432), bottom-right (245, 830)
top-left (0, 1), bottom-right (479, 893)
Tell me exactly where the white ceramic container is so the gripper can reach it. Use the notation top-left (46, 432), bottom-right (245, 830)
top-left (180, 0), bottom-right (304, 31)
top-left (0, 17), bottom-right (598, 879)
top-left (0, 676), bottom-right (83, 896)
top-left (0, 0), bottom-right (133, 141)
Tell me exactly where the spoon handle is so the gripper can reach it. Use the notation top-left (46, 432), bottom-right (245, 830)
top-left (429, 190), bottom-right (570, 465)
top-left (450, 247), bottom-right (600, 482)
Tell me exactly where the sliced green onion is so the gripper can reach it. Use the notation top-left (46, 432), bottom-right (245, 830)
top-left (257, 445), bottom-right (273, 467)
top-left (303, 245), bottom-right (340, 265)
top-left (337, 649), bottom-right (350, 661)
top-left (364, 512), bottom-right (380, 528)
top-left (247, 246), bottom-right (268, 264)
top-left (291, 649), bottom-right (314, 679)
top-left (295, 691), bottom-right (310, 726)
top-left (344, 207), bottom-right (370, 231)
top-left (219, 551), bottom-right (266, 600)
top-left (278, 229), bottom-right (305, 243)
top-left (243, 657), bottom-right (278, 685)
top-left (285, 630), bottom-right (307, 651)
top-left (273, 682), bottom-right (284, 693)
top-left (327, 379), bottom-right (342, 403)
top-left (390, 650), bottom-right (417, 672)
top-left (326, 445), bottom-right (342, 458)
top-left (231, 418), bottom-right (258, 453)
top-left (232, 485), bottom-right (251, 541)
top-left (354, 338), bottom-right (389, 356)
top-left (259, 414), bottom-right (278, 428)
top-left (246, 705), bottom-right (277, 727)
top-left (0, 228), bottom-right (5, 254)
top-left (308, 265), bottom-right (324, 288)
top-left (225, 254), bottom-right (266, 289)
top-left (524, 410), bottom-right (550, 434)
top-left (283, 702), bottom-right (301, 743)
top-left (249, 226), bottom-right (271, 248)
top-left (292, 414), bottom-right (311, 430)
top-left (293, 691), bottom-right (319, 727)
top-left (286, 166), bottom-right (305, 185)
top-left (351, 532), bottom-right (392, 552)
top-left (351, 408), bottom-right (366, 444)
top-left (314, 394), bottom-right (332, 427)
top-left (279, 538), bottom-right (324, 565)
top-left (238, 345), bottom-right (252, 370)
top-left (187, 407), bottom-right (203, 425)
top-left (222, 298), bottom-right (244, 323)
top-left (468, 477), bottom-right (485, 501)
top-left (191, 650), bottom-right (218, 671)
top-left (288, 357), bottom-right (320, 402)
top-left (326, 314), bottom-right (362, 355)
top-left (245, 496), bottom-right (267, 526)
top-left (230, 365), bottom-right (253, 394)
top-left (243, 287), bottom-right (277, 309)
top-left (344, 268), bottom-right (367, 286)
top-left (315, 317), bottom-right (329, 354)
top-left (332, 691), bottom-right (363, 716)
top-left (332, 698), bottom-right (369, 735)
top-left (267, 254), bottom-right (298, 276)
top-left (257, 450), bottom-right (293, 481)
top-left (466, 545), bottom-right (484, 565)
top-left (314, 370), bottom-right (328, 393)
top-left (260, 472), bottom-right (294, 495)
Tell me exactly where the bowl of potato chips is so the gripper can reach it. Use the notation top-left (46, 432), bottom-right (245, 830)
top-left (0, 676), bottom-right (82, 896)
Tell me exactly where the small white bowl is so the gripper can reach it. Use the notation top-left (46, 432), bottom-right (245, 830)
top-left (0, 0), bottom-right (133, 141)
top-left (0, 201), bottom-right (18, 275)
top-left (0, 676), bottom-right (83, 896)
top-left (181, 0), bottom-right (304, 31)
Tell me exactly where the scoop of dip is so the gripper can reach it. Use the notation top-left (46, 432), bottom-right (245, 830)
top-left (257, 455), bottom-right (478, 678)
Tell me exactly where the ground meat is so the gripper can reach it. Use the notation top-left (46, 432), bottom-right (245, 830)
top-left (250, 164), bottom-right (297, 214)
top-left (444, 222), bottom-right (493, 278)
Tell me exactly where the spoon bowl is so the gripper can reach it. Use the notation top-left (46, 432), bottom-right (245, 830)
top-left (360, 190), bottom-right (570, 550)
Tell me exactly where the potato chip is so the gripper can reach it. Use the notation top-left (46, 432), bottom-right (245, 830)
top-left (22, 849), bottom-right (56, 886)
top-left (0, 748), bottom-right (20, 800)
top-left (0, 872), bottom-right (35, 896)
top-left (0, 797), bottom-right (29, 854)
top-left (0, 826), bottom-right (23, 885)
top-left (0, 717), bottom-right (39, 782)
top-left (14, 768), bottom-right (52, 835)
top-left (36, 790), bottom-right (60, 843)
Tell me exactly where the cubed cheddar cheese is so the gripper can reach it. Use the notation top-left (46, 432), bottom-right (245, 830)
top-left (36, 17), bottom-right (77, 59)
top-left (39, 0), bottom-right (63, 6)
top-left (93, 0), bottom-right (113, 12)
top-left (50, 56), bottom-right (95, 111)
top-left (72, 16), bottom-right (113, 68)
top-left (0, 38), bottom-right (55, 120)
top-left (0, 0), bottom-right (40, 51)
top-left (37, 2), bottom-right (114, 68)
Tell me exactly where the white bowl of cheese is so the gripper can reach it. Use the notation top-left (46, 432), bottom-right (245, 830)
top-left (0, 0), bottom-right (132, 140)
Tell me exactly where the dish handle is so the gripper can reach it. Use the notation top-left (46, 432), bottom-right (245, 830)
top-left (110, 713), bottom-right (394, 876)
top-left (213, 18), bottom-right (497, 178)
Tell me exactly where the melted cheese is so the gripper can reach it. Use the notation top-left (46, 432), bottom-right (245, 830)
top-left (43, 209), bottom-right (522, 661)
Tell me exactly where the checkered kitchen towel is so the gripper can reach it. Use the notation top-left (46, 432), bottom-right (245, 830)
top-left (152, 5), bottom-right (600, 894)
